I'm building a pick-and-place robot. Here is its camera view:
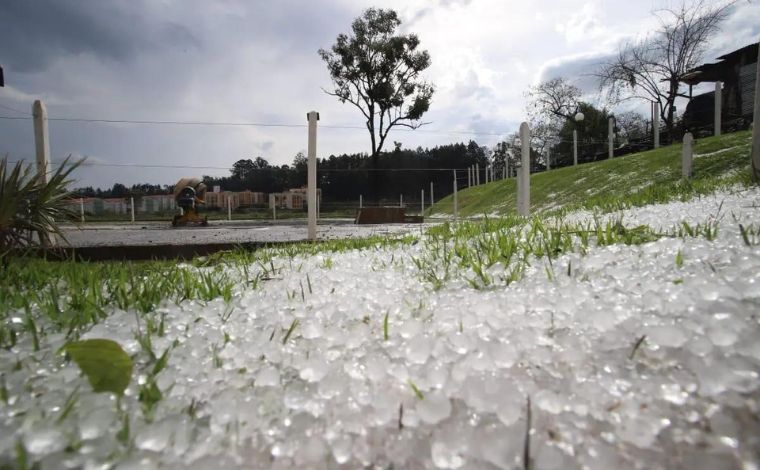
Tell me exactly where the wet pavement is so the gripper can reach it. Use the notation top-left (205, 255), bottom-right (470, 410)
top-left (58, 219), bottom-right (435, 247)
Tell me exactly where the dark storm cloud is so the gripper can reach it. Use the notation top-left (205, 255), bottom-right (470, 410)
top-left (0, 0), bottom-right (199, 73)
top-left (538, 53), bottom-right (613, 95)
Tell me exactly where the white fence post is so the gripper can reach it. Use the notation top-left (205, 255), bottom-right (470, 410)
top-left (452, 170), bottom-right (458, 220)
top-left (518, 122), bottom-right (531, 216)
top-left (608, 117), bottom-right (614, 159)
top-left (714, 81), bottom-right (722, 136)
top-left (421, 189), bottom-right (425, 215)
top-left (475, 163), bottom-right (480, 185)
top-left (359, 194), bottom-right (363, 209)
top-left (653, 102), bottom-right (660, 149)
top-left (682, 132), bottom-right (694, 178)
top-left (307, 111), bottom-right (319, 240)
top-left (130, 197), bottom-right (135, 223)
top-left (752, 39), bottom-right (760, 182)
top-left (400, 194), bottom-right (403, 208)
top-left (227, 197), bottom-right (231, 221)
top-left (573, 129), bottom-right (578, 166)
top-left (430, 182), bottom-right (434, 206)
top-left (546, 148), bottom-right (551, 170)
top-left (80, 199), bottom-right (85, 223)
top-left (32, 100), bottom-right (51, 185)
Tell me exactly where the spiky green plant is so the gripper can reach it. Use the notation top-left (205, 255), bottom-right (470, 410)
top-left (0, 156), bottom-right (81, 253)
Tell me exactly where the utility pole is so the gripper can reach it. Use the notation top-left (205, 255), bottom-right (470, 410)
top-left (33, 100), bottom-right (50, 185)
top-left (518, 122), bottom-right (531, 216)
top-left (452, 170), bottom-right (458, 220)
top-left (751, 39), bottom-right (760, 182)
top-left (714, 81), bottom-right (722, 136)
top-left (307, 111), bottom-right (319, 240)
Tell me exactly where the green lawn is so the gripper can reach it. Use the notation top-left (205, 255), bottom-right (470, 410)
top-left (430, 130), bottom-right (754, 217)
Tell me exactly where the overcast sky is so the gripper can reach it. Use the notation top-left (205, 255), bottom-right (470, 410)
top-left (1, 0), bottom-right (758, 188)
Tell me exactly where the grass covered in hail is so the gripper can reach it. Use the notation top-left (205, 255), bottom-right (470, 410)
top-left (430, 130), bottom-right (754, 217)
top-left (1, 138), bottom-right (759, 468)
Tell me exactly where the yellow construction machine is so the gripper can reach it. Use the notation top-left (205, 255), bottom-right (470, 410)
top-left (171, 177), bottom-right (209, 227)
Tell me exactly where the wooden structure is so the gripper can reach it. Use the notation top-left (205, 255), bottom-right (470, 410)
top-left (355, 207), bottom-right (423, 224)
top-left (681, 43), bottom-right (758, 132)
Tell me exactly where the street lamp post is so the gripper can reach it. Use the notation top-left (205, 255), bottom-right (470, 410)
top-left (573, 112), bottom-right (585, 166)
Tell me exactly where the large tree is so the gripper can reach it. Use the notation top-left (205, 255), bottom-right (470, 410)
top-left (596, 0), bottom-right (731, 141)
top-left (319, 8), bottom-right (434, 197)
top-left (527, 77), bottom-right (583, 123)
top-left (526, 77), bottom-right (584, 166)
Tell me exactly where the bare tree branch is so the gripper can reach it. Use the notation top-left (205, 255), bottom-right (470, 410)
top-left (596, 0), bottom-right (733, 138)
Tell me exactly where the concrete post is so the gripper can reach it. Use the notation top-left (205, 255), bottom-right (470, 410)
top-left (476, 163), bottom-right (480, 185)
top-left (452, 170), bottom-right (458, 220)
top-left (32, 100), bottom-right (51, 185)
top-left (130, 197), bottom-right (135, 223)
top-left (608, 117), bottom-right (614, 159)
top-left (430, 182), bottom-right (434, 206)
top-left (307, 111), bottom-right (319, 240)
top-left (421, 189), bottom-right (425, 215)
top-left (752, 40), bottom-right (760, 182)
top-left (546, 148), bottom-right (551, 171)
top-left (653, 102), bottom-right (660, 149)
top-left (682, 132), bottom-right (694, 179)
top-left (573, 129), bottom-right (578, 166)
top-left (400, 194), bottom-right (403, 208)
top-left (80, 199), bottom-right (85, 223)
top-left (714, 81), bottom-right (722, 136)
top-left (227, 197), bottom-right (231, 221)
top-left (359, 194), bottom-right (363, 209)
top-left (518, 122), bottom-right (531, 216)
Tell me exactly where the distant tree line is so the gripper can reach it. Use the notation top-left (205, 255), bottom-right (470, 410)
top-left (202, 141), bottom-right (489, 202)
top-left (72, 142), bottom-right (490, 204)
top-left (73, 183), bottom-right (173, 199)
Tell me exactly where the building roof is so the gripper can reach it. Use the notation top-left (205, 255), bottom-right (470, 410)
top-left (717, 42), bottom-right (758, 61)
top-left (680, 42), bottom-right (758, 85)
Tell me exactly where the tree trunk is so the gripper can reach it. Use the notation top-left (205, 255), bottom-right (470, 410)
top-left (371, 151), bottom-right (379, 203)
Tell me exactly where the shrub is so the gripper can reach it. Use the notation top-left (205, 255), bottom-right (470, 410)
top-left (0, 156), bottom-right (81, 254)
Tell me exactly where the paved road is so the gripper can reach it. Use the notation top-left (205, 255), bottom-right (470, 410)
top-left (59, 219), bottom-right (435, 247)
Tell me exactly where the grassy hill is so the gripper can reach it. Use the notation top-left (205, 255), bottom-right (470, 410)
top-left (429, 130), bottom-right (755, 217)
